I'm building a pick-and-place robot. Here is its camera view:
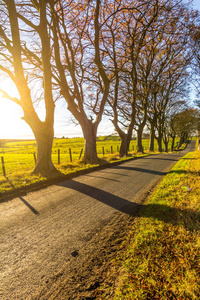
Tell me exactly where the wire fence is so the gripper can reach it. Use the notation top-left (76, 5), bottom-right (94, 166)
top-left (0, 144), bottom-right (138, 178)
top-left (0, 137), bottom-right (183, 178)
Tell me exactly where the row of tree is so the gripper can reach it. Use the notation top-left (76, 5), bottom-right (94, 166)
top-left (0, 0), bottom-right (199, 176)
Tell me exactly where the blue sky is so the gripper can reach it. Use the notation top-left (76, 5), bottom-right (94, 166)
top-left (193, 0), bottom-right (200, 10)
top-left (0, 0), bottom-right (200, 140)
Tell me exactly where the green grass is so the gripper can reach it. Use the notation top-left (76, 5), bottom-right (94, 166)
top-left (0, 136), bottom-right (180, 155)
top-left (98, 150), bottom-right (200, 300)
top-left (0, 136), bottom-right (183, 195)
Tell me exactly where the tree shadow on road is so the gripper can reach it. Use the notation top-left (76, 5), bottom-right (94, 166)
top-left (58, 180), bottom-right (199, 232)
top-left (5, 177), bottom-right (39, 215)
top-left (112, 165), bottom-right (168, 176)
top-left (143, 157), bottom-right (179, 162)
top-left (100, 171), bottom-right (130, 177)
top-left (84, 174), bottom-right (120, 182)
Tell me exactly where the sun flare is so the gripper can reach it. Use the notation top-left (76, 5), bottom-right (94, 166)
top-left (0, 81), bottom-right (33, 139)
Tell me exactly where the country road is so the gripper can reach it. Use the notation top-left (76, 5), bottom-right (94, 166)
top-left (0, 141), bottom-right (196, 300)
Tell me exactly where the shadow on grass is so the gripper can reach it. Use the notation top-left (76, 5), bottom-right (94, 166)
top-left (181, 158), bottom-right (199, 160)
top-left (168, 170), bottom-right (200, 175)
top-left (58, 180), bottom-right (199, 231)
top-left (141, 204), bottom-right (199, 232)
top-left (6, 177), bottom-right (39, 215)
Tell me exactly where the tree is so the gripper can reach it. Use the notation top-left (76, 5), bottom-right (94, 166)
top-left (0, 0), bottom-right (57, 176)
top-left (104, 0), bottom-right (161, 156)
top-left (103, 0), bottom-right (193, 155)
top-left (171, 108), bottom-right (200, 146)
top-left (146, 0), bottom-right (193, 152)
top-left (0, 0), bottom-right (112, 165)
top-left (48, 0), bottom-right (110, 163)
top-left (191, 12), bottom-right (200, 98)
top-left (153, 65), bottom-right (190, 152)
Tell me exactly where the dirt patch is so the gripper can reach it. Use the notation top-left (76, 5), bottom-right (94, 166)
top-left (33, 212), bottom-right (137, 300)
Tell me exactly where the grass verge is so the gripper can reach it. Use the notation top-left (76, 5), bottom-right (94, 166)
top-left (97, 150), bottom-right (200, 300)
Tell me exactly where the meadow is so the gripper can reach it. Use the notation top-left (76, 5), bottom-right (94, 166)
top-left (0, 136), bottom-right (180, 194)
top-left (98, 148), bottom-right (200, 299)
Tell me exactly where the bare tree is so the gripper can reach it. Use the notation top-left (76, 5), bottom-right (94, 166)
top-left (103, 0), bottom-right (161, 156)
top-left (0, 0), bottom-right (58, 176)
top-left (171, 108), bottom-right (200, 146)
top-left (135, 0), bottom-right (192, 153)
top-left (102, 0), bottom-right (192, 155)
top-left (47, 0), bottom-right (110, 163)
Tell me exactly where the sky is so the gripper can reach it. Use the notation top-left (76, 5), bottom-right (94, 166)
top-left (0, 81), bottom-right (114, 139)
top-left (0, 0), bottom-right (200, 140)
top-left (193, 0), bottom-right (200, 10)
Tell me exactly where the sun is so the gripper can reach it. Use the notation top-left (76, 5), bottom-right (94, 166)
top-left (0, 80), bottom-right (33, 139)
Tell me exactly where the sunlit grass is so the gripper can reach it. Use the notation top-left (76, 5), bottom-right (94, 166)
top-left (0, 136), bottom-right (180, 154)
top-left (0, 171), bottom-right (44, 194)
top-left (99, 150), bottom-right (200, 300)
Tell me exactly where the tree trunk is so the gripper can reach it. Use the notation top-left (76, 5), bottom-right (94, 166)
top-left (32, 126), bottom-right (57, 177)
top-left (157, 138), bottom-right (162, 152)
top-left (163, 133), bottom-right (169, 153)
top-left (137, 128), bottom-right (144, 153)
top-left (178, 138), bottom-right (183, 148)
top-left (171, 136), bottom-right (175, 152)
top-left (149, 123), bottom-right (155, 151)
top-left (119, 135), bottom-right (130, 156)
top-left (157, 134), bottom-right (162, 152)
top-left (178, 132), bottom-right (187, 148)
top-left (82, 122), bottom-right (98, 163)
top-left (156, 125), bottom-right (162, 152)
top-left (164, 141), bottom-right (168, 152)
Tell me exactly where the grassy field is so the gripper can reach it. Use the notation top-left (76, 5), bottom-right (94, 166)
top-left (98, 149), bottom-right (200, 299)
top-left (0, 136), bottom-right (183, 195)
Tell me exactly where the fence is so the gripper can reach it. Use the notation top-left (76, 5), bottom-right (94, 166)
top-left (0, 145), bottom-right (127, 178)
top-left (0, 137), bottom-right (178, 178)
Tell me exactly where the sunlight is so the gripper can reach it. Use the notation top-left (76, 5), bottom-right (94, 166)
top-left (0, 99), bottom-right (33, 139)
top-left (0, 80), bottom-right (33, 139)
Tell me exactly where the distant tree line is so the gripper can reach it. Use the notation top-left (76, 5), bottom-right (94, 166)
top-left (0, 0), bottom-right (199, 176)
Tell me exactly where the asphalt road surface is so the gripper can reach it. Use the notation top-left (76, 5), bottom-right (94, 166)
top-left (0, 141), bottom-right (196, 299)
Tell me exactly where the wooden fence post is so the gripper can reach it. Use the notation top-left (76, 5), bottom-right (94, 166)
top-left (102, 147), bottom-right (104, 156)
top-left (33, 152), bottom-right (37, 165)
top-left (1, 156), bottom-right (6, 177)
top-left (79, 148), bottom-right (83, 160)
top-left (69, 148), bottom-right (72, 162)
top-left (58, 149), bottom-right (60, 165)
top-left (117, 145), bottom-right (119, 153)
top-left (111, 146), bottom-right (113, 154)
